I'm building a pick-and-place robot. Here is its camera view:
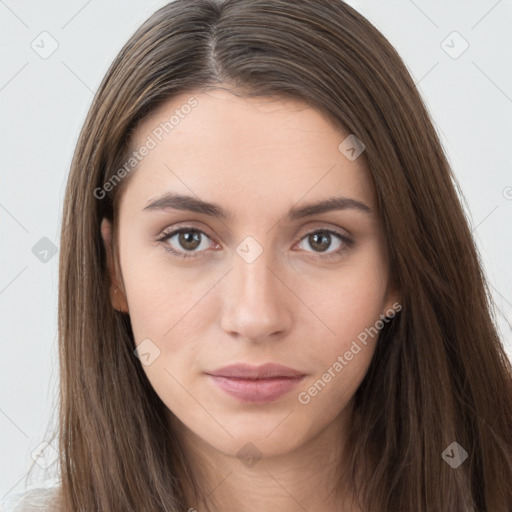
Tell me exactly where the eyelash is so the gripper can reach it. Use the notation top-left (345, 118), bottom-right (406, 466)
top-left (156, 226), bottom-right (354, 261)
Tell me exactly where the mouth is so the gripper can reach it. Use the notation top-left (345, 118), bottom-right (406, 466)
top-left (205, 363), bottom-right (306, 403)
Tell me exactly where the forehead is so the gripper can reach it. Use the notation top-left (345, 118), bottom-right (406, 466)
top-left (121, 88), bottom-right (375, 219)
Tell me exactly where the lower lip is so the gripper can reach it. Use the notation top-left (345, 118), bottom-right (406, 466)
top-left (208, 375), bottom-right (304, 403)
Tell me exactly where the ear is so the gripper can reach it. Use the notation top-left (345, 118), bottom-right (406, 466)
top-left (382, 278), bottom-right (402, 319)
top-left (101, 217), bottom-right (129, 313)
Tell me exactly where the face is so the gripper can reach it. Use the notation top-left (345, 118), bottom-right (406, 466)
top-left (102, 88), bottom-right (398, 460)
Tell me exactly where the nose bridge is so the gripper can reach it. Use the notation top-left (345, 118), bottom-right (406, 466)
top-left (235, 251), bottom-right (275, 305)
top-left (220, 239), bottom-right (291, 341)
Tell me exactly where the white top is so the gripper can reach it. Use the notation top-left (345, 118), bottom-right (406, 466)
top-left (0, 486), bottom-right (61, 512)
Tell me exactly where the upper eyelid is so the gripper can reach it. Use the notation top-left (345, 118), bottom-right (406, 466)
top-left (158, 226), bottom-right (218, 245)
top-left (159, 219), bottom-right (351, 235)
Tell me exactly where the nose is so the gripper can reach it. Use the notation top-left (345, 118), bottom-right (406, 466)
top-left (220, 246), bottom-right (293, 343)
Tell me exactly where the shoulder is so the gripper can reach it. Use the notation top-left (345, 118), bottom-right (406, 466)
top-left (0, 485), bottom-right (61, 512)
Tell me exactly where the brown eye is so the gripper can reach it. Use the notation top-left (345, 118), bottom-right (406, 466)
top-left (308, 231), bottom-right (333, 252)
top-left (299, 230), bottom-right (341, 253)
top-left (157, 228), bottom-right (215, 258)
top-left (178, 230), bottom-right (202, 250)
top-left (296, 229), bottom-right (353, 259)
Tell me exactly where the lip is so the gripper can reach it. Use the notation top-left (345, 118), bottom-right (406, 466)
top-left (207, 363), bottom-right (305, 379)
top-left (206, 363), bottom-right (306, 403)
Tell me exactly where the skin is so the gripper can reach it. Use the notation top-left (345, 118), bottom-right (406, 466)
top-left (101, 88), bottom-right (399, 511)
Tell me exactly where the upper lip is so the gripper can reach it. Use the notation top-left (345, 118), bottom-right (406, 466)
top-left (206, 363), bottom-right (305, 380)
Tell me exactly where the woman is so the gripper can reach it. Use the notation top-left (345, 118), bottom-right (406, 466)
top-left (4, 0), bottom-right (512, 510)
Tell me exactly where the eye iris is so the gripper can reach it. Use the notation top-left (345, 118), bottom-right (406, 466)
top-left (309, 231), bottom-right (331, 252)
top-left (179, 230), bottom-right (201, 250)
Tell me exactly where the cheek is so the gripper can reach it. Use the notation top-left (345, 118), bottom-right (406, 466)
top-left (121, 264), bottom-right (207, 412)
top-left (295, 245), bottom-right (389, 402)
top-left (305, 244), bottom-right (389, 350)
top-left (118, 243), bottom-right (217, 393)
top-left (119, 237), bottom-right (206, 339)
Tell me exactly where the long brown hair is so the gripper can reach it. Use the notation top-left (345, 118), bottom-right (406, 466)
top-left (55, 0), bottom-right (512, 510)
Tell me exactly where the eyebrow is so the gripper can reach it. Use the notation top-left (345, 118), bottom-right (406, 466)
top-left (143, 192), bottom-right (372, 221)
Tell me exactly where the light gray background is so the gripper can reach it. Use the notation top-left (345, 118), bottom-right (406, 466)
top-left (1, 0), bottom-right (511, 500)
